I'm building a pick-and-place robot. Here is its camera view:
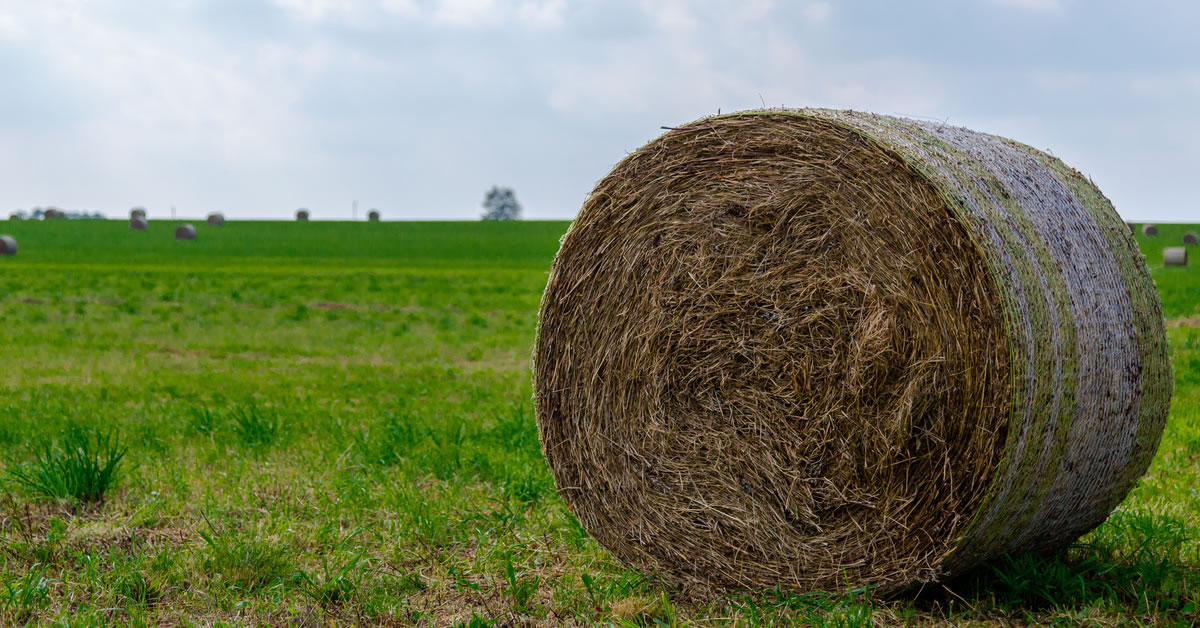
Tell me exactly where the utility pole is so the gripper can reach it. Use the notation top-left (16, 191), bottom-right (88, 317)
top-left (352, 199), bottom-right (358, 221)
top-left (171, 205), bottom-right (176, 219)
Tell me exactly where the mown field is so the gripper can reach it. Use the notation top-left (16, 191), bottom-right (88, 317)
top-left (0, 218), bottom-right (1196, 626)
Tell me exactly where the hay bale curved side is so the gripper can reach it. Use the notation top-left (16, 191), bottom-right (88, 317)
top-left (0, 234), bottom-right (16, 255)
top-left (175, 224), bottom-right (197, 240)
top-left (206, 213), bottom-right (225, 226)
top-left (131, 207), bottom-right (147, 220)
top-left (1142, 223), bottom-right (1158, 236)
top-left (1184, 231), bottom-right (1198, 246)
top-left (367, 210), bottom-right (380, 222)
top-left (533, 110), bottom-right (1170, 594)
top-left (130, 217), bottom-right (148, 231)
top-left (1164, 247), bottom-right (1188, 266)
top-left (296, 209), bottom-right (310, 221)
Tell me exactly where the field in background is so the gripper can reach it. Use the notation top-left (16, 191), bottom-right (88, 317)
top-left (0, 219), bottom-right (1196, 626)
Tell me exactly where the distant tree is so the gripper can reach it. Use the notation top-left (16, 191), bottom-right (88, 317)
top-left (481, 186), bottom-right (521, 221)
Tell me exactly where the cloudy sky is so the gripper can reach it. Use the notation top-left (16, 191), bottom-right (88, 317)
top-left (0, 0), bottom-right (1196, 221)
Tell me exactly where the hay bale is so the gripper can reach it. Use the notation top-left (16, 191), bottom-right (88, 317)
top-left (1142, 223), bottom-right (1158, 236)
top-left (368, 210), bottom-right (380, 222)
top-left (8, 213), bottom-right (20, 221)
top-left (206, 213), bottom-right (225, 226)
top-left (1183, 231), bottom-right (1198, 246)
top-left (534, 110), bottom-right (1172, 594)
top-left (1127, 222), bottom-right (1135, 233)
top-left (175, 224), bottom-right (196, 240)
top-left (43, 208), bottom-right (65, 220)
top-left (130, 207), bottom-right (147, 220)
top-left (130, 217), bottom-right (148, 231)
top-left (296, 209), bottom-right (310, 221)
top-left (0, 235), bottom-right (16, 256)
top-left (1164, 247), bottom-right (1188, 266)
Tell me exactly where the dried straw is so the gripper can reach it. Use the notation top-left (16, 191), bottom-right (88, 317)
top-left (0, 235), bottom-right (16, 256)
top-left (1142, 224), bottom-right (1158, 236)
top-left (175, 224), bottom-right (197, 240)
top-left (1164, 247), bottom-right (1188, 266)
top-left (534, 109), bottom-right (1171, 594)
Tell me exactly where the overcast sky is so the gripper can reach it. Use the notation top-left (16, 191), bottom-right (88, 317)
top-left (0, 0), bottom-right (1196, 221)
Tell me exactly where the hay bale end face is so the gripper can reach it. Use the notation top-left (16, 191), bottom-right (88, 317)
top-left (130, 207), bottom-right (147, 220)
top-left (1183, 231), bottom-right (1198, 246)
top-left (1164, 247), bottom-right (1188, 266)
top-left (368, 210), bottom-right (380, 222)
top-left (296, 209), bottom-right (310, 221)
top-left (1142, 223), bottom-right (1158, 236)
top-left (0, 234), bottom-right (16, 256)
top-left (174, 224), bottom-right (197, 240)
top-left (534, 110), bottom-right (1171, 594)
top-left (130, 217), bottom-right (148, 231)
top-left (206, 213), bottom-right (225, 226)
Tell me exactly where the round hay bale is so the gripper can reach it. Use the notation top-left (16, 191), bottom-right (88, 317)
top-left (368, 210), bottom-right (380, 222)
top-left (206, 212), bottom-right (225, 226)
top-left (1142, 223), bottom-right (1158, 236)
top-left (130, 207), bottom-right (147, 220)
top-left (0, 234), bottom-right (16, 256)
top-left (1183, 231), bottom-right (1198, 246)
top-left (43, 208), bottom-right (65, 220)
top-left (534, 110), bottom-right (1172, 594)
top-left (1164, 247), bottom-right (1188, 266)
top-left (8, 213), bottom-right (20, 221)
top-left (175, 223), bottom-right (196, 240)
top-left (130, 217), bottom-right (148, 231)
top-left (296, 209), bottom-right (310, 221)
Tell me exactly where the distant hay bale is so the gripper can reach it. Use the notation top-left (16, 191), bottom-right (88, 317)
top-left (296, 209), bottom-right (310, 221)
top-left (8, 213), bottom-right (20, 221)
top-left (1184, 231), bottom-right (1198, 246)
top-left (206, 213), bottom-right (225, 226)
top-left (1164, 247), bottom-right (1188, 266)
top-left (43, 208), bottom-right (65, 220)
top-left (1142, 223), bottom-right (1158, 236)
top-left (130, 207), bottom-right (147, 220)
top-left (130, 217), bottom-right (148, 231)
top-left (175, 224), bottom-right (196, 240)
top-left (534, 110), bottom-right (1172, 594)
top-left (1127, 222), bottom-right (1135, 233)
top-left (0, 235), bottom-right (16, 256)
top-left (368, 210), bottom-right (380, 222)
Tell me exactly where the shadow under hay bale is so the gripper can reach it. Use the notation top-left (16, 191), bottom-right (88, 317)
top-left (296, 209), bottom-right (309, 221)
top-left (368, 210), bottom-right (380, 222)
top-left (1142, 223), bottom-right (1158, 236)
top-left (0, 234), bottom-right (16, 256)
top-left (1184, 231), bottom-right (1198, 246)
top-left (206, 213), bottom-right (225, 226)
top-left (1164, 247), bottom-right (1188, 266)
top-left (175, 224), bottom-right (196, 240)
top-left (534, 109), bottom-right (1171, 595)
top-left (130, 217), bottom-right (148, 231)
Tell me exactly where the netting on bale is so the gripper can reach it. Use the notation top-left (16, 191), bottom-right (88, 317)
top-left (533, 109), bottom-right (1172, 594)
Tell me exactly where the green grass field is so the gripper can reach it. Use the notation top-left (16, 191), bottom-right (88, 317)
top-left (0, 219), bottom-right (1197, 626)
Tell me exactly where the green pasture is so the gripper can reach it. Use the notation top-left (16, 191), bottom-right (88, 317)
top-left (0, 218), bottom-right (1196, 626)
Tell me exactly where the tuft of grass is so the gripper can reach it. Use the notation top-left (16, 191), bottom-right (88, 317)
top-left (1, 563), bottom-right (55, 621)
top-left (229, 402), bottom-right (281, 447)
top-left (198, 516), bottom-right (293, 594)
top-left (6, 426), bottom-right (127, 503)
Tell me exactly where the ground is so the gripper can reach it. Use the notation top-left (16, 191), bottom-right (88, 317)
top-left (0, 219), bottom-right (1196, 626)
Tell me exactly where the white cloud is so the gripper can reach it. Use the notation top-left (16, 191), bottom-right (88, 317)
top-left (988, 0), bottom-right (1064, 12)
top-left (803, 1), bottom-right (832, 25)
top-left (431, 0), bottom-right (505, 26)
top-left (516, 0), bottom-right (565, 29)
